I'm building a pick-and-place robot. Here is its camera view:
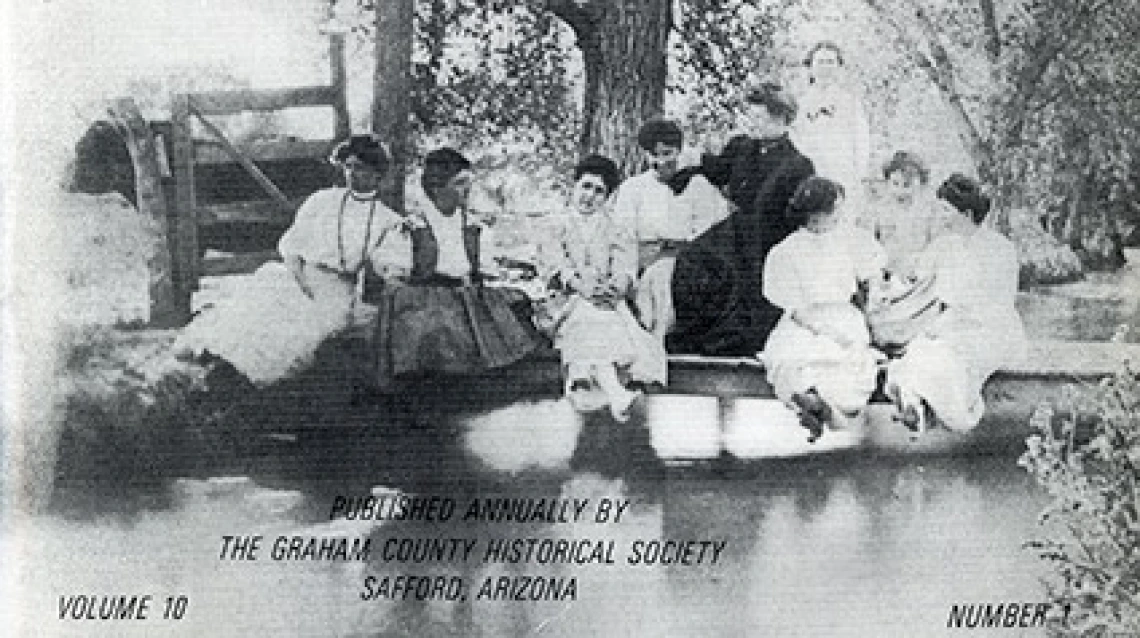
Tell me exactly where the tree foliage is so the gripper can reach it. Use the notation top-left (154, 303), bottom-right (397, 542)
top-left (672, 0), bottom-right (787, 142)
top-left (1020, 368), bottom-right (1140, 635)
top-left (854, 0), bottom-right (1139, 276)
top-left (353, 0), bottom-right (787, 171)
top-left (353, 0), bottom-right (1137, 276)
top-left (355, 0), bottom-right (579, 162)
top-left (990, 0), bottom-right (1140, 270)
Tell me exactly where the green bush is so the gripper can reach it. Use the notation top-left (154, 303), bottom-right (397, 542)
top-left (1020, 368), bottom-right (1140, 635)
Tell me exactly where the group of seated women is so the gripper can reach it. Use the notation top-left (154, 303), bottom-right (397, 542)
top-left (760, 170), bottom-right (1025, 441)
top-left (177, 101), bottom-right (1026, 437)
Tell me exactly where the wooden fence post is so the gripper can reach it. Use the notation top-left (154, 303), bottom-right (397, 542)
top-left (330, 32), bottom-right (351, 141)
top-left (169, 94), bottom-right (199, 322)
top-left (108, 97), bottom-right (182, 326)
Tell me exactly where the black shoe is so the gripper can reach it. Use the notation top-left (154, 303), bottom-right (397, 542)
top-left (791, 391), bottom-right (832, 443)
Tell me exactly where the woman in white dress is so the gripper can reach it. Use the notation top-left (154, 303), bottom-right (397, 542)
top-left (610, 119), bottom-right (730, 340)
top-left (174, 134), bottom-right (402, 386)
top-left (792, 41), bottom-right (873, 221)
top-left (536, 155), bottom-right (667, 421)
top-left (868, 151), bottom-right (942, 278)
top-left (886, 174), bottom-right (1027, 433)
top-left (862, 151), bottom-right (956, 355)
top-left (761, 177), bottom-right (887, 440)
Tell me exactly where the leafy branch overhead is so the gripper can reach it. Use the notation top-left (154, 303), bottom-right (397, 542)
top-left (352, 0), bottom-right (1138, 278)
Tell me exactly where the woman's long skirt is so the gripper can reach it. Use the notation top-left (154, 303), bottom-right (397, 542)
top-left (174, 263), bottom-right (357, 387)
top-left (374, 282), bottom-right (541, 389)
top-left (555, 297), bottom-right (668, 386)
top-left (761, 303), bottom-right (881, 414)
top-left (887, 307), bottom-right (1026, 431)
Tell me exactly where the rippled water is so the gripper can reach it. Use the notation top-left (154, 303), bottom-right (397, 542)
top-left (5, 397), bottom-right (1053, 638)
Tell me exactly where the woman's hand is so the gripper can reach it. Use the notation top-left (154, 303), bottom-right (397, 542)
top-left (399, 212), bottom-right (430, 234)
top-left (791, 306), bottom-right (857, 349)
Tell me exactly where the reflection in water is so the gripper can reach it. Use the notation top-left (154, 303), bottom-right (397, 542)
top-left (6, 399), bottom-right (1051, 637)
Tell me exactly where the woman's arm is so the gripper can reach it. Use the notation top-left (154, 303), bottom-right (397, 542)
top-left (764, 242), bottom-right (857, 347)
top-left (608, 218), bottom-right (638, 295)
top-left (367, 217), bottom-right (414, 281)
top-left (277, 191), bottom-right (327, 298)
top-left (532, 218), bottom-right (577, 290)
top-left (787, 305), bottom-right (857, 348)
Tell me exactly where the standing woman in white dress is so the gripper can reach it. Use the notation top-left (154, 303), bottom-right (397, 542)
top-left (760, 177), bottom-right (887, 440)
top-left (174, 134), bottom-right (402, 386)
top-left (886, 174), bottom-right (1027, 433)
top-left (792, 41), bottom-right (873, 223)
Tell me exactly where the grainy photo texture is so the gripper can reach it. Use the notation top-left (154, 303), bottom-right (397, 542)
top-left (2, 0), bottom-right (1139, 636)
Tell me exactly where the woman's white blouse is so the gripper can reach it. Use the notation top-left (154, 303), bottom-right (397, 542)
top-left (612, 170), bottom-right (729, 245)
top-left (922, 227), bottom-right (1019, 317)
top-left (278, 188), bottom-right (400, 273)
top-left (763, 226), bottom-right (886, 312)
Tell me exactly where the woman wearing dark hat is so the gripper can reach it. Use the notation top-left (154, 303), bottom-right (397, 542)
top-left (534, 154), bottom-right (667, 421)
top-left (371, 147), bottom-right (541, 389)
top-left (174, 134), bottom-right (403, 386)
top-left (885, 174), bottom-right (1026, 434)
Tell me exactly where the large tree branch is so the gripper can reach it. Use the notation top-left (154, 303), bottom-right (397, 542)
top-left (533, 0), bottom-right (600, 41)
top-left (907, 1), bottom-right (989, 146)
top-left (864, 0), bottom-right (989, 166)
top-left (978, 0), bottom-right (1001, 61)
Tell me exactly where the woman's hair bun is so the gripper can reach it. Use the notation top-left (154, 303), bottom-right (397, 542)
top-left (937, 173), bottom-right (991, 223)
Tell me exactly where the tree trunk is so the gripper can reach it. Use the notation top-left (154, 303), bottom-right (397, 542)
top-left (109, 97), bottom-right (181, 327)
top-left (978, 0), bottom-right (1001, 61)
top-left (373, 0), bottom-right (415, 214)
top-left (550, 0), bottom-right (671, 176)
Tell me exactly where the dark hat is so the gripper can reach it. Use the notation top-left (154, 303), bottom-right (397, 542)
top-left (787, 176), bottom-right (845, 227)
top-left (743, 82), bottom-right (797, 124)
top-left (636, 119), bottom-right (683, 152)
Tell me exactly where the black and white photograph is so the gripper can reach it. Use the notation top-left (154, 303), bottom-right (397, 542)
top-left (2, 0), bottom-right (1139, 635)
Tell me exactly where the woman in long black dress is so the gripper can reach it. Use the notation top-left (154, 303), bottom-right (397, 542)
top-left (669, 83), bottom-right (815, 356)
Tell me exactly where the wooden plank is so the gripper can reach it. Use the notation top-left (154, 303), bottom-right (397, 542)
top-left (188, 86), bottom-right (340, 116)
top-left (200, 250), bottom-right (280, 277)
top-left (190, 105), bottom-right (294, 214)
top-left (194, 139), bottom-right (333, 165)
top-left (198, 199), bottom-right (303, 225)
top-left (1003, 340), bottom-right (1140, 377)
top-left (169, 95), bottom-right (198, 322)
top-left (329, 33), bottom-right (351, 140)
top-left (108, 97), bottom-right (181, 327)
